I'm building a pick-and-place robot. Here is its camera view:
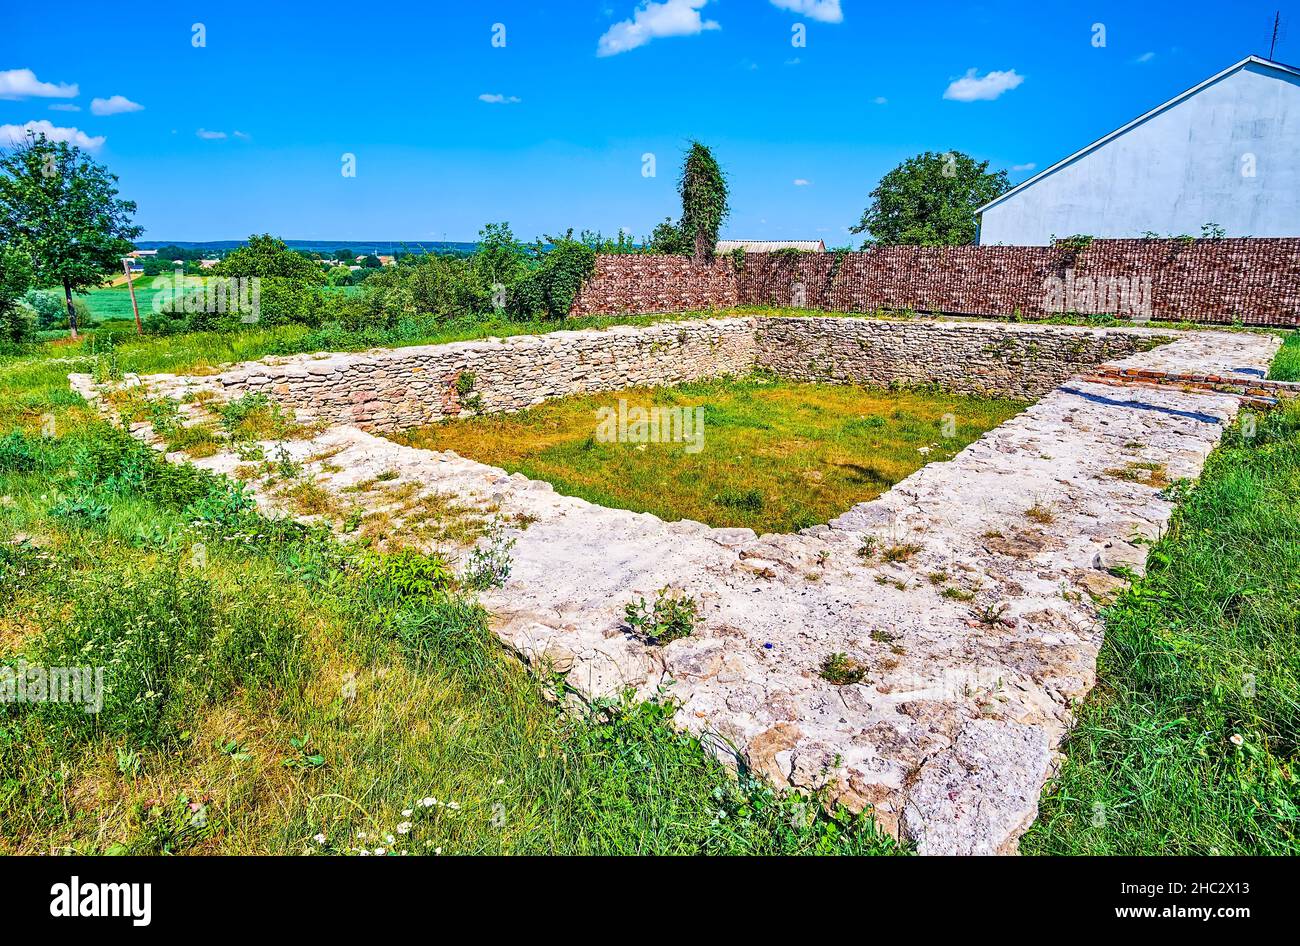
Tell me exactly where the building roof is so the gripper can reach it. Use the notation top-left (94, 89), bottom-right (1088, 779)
top-left (976, 55), bottom-right (1300, 216)
top-left (715, 239), bottom-right (826, 253)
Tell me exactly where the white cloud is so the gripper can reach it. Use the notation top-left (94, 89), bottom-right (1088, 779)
top-left (478, 93), bottom-right (522, 104)
top-left (0, 119), bottom-right (104, 150)
top-left (1135, 51), bottom-right (1155, 64)
top-left (872, 96), bottom-right (887, 105)
top-left (793, 178), bottom-right (810, 186)
top-left (233, 130), bottom-right (252, 140)
top-left (769, 0), bottom-right (843, 23)
top-left (1011, 162), bottom-right (1036, 172)
top-left (49, 103), bottom-right (81, 112)
top-left (597, 0), bottom-right (720, 57)
top-left (0, 68), bottom-right (78, 100)
top-left (943, 68), bottom-right (1024, 102)
top-left (90, 94), bottom-right (143, 116)
top-left (196, 128), bottom-right (227, 139)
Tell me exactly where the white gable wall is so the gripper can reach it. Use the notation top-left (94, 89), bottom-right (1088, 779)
top-left (978, 62), bottom-right (1300, 245)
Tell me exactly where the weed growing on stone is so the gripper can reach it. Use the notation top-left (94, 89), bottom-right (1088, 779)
top-left (624, 587), bottom-right (699, 645)
top-left (463, 517), bottom-right (517, 590)
top-left (1025, 502), bottom-right (1055, 524)
top-left (820, 653), bottom-right (868, 685)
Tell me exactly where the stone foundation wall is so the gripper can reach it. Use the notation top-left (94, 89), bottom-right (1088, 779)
top-left (207, 318), bottom-right (757, 431)
top-left (754, 317), bottom-right (1168, 398)
top-left (129, 316), bottom-right (1187, 434)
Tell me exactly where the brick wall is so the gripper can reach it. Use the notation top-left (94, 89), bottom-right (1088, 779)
top-left (568, 239), bottom-right (1300, 327)
top-left (567, 254), bottom-right (737, 317)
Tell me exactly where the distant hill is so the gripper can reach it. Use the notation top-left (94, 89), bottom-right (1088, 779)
top-left (135, 239), bottom-right (478, 256)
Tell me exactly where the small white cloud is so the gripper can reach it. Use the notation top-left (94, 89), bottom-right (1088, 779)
top-left (597, 0), bottom-right (720, 57)
top-left (0, 119), bottom-right (104, 150)
top-left (769, 0), bottom-right (843, 23)
top-left (1135, 51), bottom-right (1155, 64)
top-left (793, 178), bottom-right (810, 186)
top-left (943, 68), bottom-right (1024, 102)
top-left (196, 128), bottom-right (227, 140)
top-left (0, 68), bottom-right (78, 100)
top-left (90, 94), bottom-right (143, 116)
top-left (1011, 162), bottom-right (1036, 172)
top-left (49, 103), bottom-right (81, 112)
top-left (785, 57), bottom-right (802, 65)
top-left (478, 93), bottom-right (522, 104)
top-left (872, 96), bottom-right (888, 105)
top-left (233, 130), bottom-right (252, 140)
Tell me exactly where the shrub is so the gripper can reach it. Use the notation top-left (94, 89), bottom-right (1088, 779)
top-left (508, 240), bottom-right (595, 319)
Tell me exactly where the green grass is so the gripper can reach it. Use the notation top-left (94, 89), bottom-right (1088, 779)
top-left (0, 336), bottom-right (902, 856)
top-left (23, 310), bottom-right (732, 384)
top-left (396, 376), bottom-right (1025, 533)
top-left (1268, 331), bottom-right (1300, 381)
top-left (1023, 402), bottom-right (1300, 855)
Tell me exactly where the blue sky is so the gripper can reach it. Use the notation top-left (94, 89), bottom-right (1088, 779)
top-left (2, 0), bottom-right (1293, 243)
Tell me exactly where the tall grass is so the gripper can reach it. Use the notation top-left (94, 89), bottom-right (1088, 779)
top-left (0, 414), bottom-right (901, 855)
top-left (1023, 403), bottom-right (1300, 854)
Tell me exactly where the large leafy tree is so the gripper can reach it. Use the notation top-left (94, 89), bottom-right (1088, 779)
top-left (851, 151), bottom-right (1009, 247)
top-left (212, 233), bottom-right (324, 283)
top-left (0, 132), bottom-right (142, 337)
top-left (678, 141), bottom-right (728, 263)
top-left (0, 243), bottom-right (35, 343)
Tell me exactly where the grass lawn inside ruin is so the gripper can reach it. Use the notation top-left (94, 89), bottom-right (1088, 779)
top-left (395, 376), bottom-right (1026, 533)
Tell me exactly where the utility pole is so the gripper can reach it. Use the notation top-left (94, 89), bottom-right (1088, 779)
top-left (122, 257), bottom-right (143, 335)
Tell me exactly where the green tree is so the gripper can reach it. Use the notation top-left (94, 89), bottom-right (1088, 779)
top-left (647, 217), bottom-right (690, 256)
top-left (213, 234), bottom-right (325, 283)
top-left (472, 222), bottom-right (529, 288)
top-left (0, 132), bottom-right (142, 338)
top-left (0, 244), bottom-right (35, 344)
top-left (325, 265), bottom-right (354, 287)
top-left (677, 142), bottom-right (729, 263)
top-left (851, 151), bottom-right (1009, 247)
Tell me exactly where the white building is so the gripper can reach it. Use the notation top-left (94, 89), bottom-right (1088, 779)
top-left (977, 56), bottom-right (1300, 245)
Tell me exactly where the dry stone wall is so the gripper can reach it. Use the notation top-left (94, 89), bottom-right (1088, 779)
top-left (186, 318), bottom-right (756, 432)
top-left (142, 316), bottom-right (1174, 434)
top-left (755, 317), bottom-right (1169, 398)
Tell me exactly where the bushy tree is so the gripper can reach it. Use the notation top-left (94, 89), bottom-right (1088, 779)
top-left (509, 240), bottom-right (595, 319)
top-left (213, 234), bottom-right (325, 283)
top-left (211, 234), bottom-right (326, 327)
top-left (361, 254), bottom-right (490, 325)
top-left (678, 141), bottom-right (728, 262)
top-left (471, 222), bottom-right (529, 288)
top-left (851, 151), bottom-right (1009, 247)
top-left (0, 132), bottom-right (142, 338)
top-left (0, 244), bottom-right (35, 344)
top-left (647, 217), bottom-right (691, 255)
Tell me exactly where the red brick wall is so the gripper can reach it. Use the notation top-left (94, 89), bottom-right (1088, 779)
top-left (568, 239), bottom-right (1300, 327)
top-left (567, 254), bottom-right (737, 317)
